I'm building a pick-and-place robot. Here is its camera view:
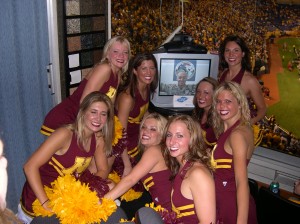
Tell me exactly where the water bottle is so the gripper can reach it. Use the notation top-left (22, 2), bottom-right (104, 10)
top-left (269, 181), bottom-right (280, 194)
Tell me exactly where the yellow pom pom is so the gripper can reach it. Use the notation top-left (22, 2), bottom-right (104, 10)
top-left (108, 171), bottom-right (121, 183)
top-left (112, 116), bottom-right (123, 146)
top-left (121, 188), bottom-right (143, 202)
top-left (108, 171), bottom-right (142, 202)
top-left (253, 124), bottom-right (263, 147)
top-left (32, 199), bottom-right (53, 217)
top-left (33, 174), bottom-right (117, 224)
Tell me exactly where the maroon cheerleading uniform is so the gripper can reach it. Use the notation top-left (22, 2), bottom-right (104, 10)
top-left (219, 68), bottom-right (257, 118)
top-left (212, 120), bottom-right (257, 224)
top-left (111, 89), bottom-right (152, 219)
top-left (140, 169), bottom-right (172, 211)
top-left (40, 71), bottom-right (118, 136)
top-left (126, 89), bottom-right (149, 160)
top-left (20, 132), bottom-right (96, 217)
top-left (112, 89), bottom-right (149, 178)
top-left (201, 123), bottom-right (217, 150)
top-left (171, 161), bottom-right (198, 223)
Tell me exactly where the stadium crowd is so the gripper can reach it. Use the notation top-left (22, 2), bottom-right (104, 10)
top-left (110, 0), bottom-right (300, 155)
top-left (111, 0), bottom-right (299, 68)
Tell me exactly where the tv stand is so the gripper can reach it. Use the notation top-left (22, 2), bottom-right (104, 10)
top-left (149, 102), bottom-right (193, 117)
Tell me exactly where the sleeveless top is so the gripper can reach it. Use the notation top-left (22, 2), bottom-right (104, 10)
top-left (219, 68), bottom-right (257, 118)
top-left (171, 161), bottom-right (198, 223)
top-left (201, 123), bottom-right (217, 149)
top-left (140, 169), bottom-right (172, 211)
top-left (219, 68), bottom-right (244, 84)
top-left (21, 132), bottom-right (96, 216)
top-left (211, 120), bottom-right (257, 224)
top-left (111, 88), bottom-right (150, 192)
top-left (113, 88), bottom-right (149, 164)
top-left (211, 120), bottom-right (241, 192)
top-left (40, 70), bottom-right (118, 136)
top-left (126, 89), bottom-right (149, 159)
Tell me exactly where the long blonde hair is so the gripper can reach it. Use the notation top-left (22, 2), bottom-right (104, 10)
top-left (67, 92), bottom-right (114, 155)
top-left (212, 81), bottom-right (251, 138)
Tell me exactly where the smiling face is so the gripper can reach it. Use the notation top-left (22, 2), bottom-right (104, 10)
top-left (134, 60), bottom-right (156, 85)
top-left (216, 90), bottom-right (241, 122)
top-left (83, 101), bottom-right (108, 134)
top-left (165, 120), bottom-right (190, 162)
top-left (196, 81), bottom-right (215, 111)
top-left (224, 41), bottom-right (245, 68)
top-left (107, 41), bottom-right (129, 72)
top-left (140, 118), bottom-right (162, 148)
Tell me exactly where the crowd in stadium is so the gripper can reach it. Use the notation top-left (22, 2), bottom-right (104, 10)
top-left (111, 0), bottom-right (299, 66)
top-left (110, 0), bottom-right (300, 155)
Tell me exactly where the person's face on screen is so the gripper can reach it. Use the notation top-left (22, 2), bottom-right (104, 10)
top-left (177, 71), bottom-right (188, 88)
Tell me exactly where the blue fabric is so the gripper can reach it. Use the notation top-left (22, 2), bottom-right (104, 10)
top-left (0, 0), bottom-right (52, 212)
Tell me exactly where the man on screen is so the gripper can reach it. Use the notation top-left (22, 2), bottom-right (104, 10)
top-left (165, 68), bottom-right (195, 95)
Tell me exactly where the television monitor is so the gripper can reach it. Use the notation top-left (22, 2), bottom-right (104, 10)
top-left (151, 52), bottom-right (219, 110)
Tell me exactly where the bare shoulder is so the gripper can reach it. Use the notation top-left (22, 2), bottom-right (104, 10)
top-left (51, 127), bottom-right (73, 139)
top-left (42, 127), bottom-right (73, 154)
top-left (139, 146), bottom-right (163, 170)
top-left (229, 125), bottom-right (254, 153)
top-left (187, 162), bottom-right (212, 181)
top-left (243, 71), bottom-right (260, 85)
top-left (118, 90), bottom-right (133, 102)
top-left (144, 145), bottom-right (163, 157)
top-left (116, 90), bottom-right (134, 109)
top-left (230, 125), bottom-right (252, 142)
top-left (50, 127), bottom-right (73, 147)
top-left (87, 63), bottom-right (111, 80)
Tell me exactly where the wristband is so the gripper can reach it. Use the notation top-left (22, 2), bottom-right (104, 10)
top-left (41, 199), bottom-right (49, 206)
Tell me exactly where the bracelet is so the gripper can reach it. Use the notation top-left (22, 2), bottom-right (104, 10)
top-left (41, 199), bottom-right (49, 206)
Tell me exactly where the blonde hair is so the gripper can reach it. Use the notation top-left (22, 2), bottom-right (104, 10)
top-left (67, 92), bottom-right (114, 155)
top-left (100, 36), bottom-right (131, 75)
top-left (137, 112), bottom-right (167, 152)
top-left (212, 81), bottom-right (251, 138)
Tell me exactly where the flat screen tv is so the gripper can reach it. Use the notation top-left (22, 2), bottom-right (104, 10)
top-left (151, 52), bottom-right (219, 109)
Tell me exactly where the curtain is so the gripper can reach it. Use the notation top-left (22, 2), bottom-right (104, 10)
top-left (0, 0), bottom-right (52, 212)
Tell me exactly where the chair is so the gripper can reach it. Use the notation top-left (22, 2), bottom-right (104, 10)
top-left (257, 187), bottom-right (300, 224)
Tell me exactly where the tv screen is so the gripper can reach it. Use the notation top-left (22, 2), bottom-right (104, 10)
top-left (159, 58), bottom-right (211, 96)
top-left (151, 52), bottom-right (219, 109)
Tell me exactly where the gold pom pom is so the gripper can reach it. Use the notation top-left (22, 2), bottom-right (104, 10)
top-left (112, 116), bottom-right (123, 146)
top-left (108, 171), bottom-right (142, 202)
top-left (33, 174), bottom-right (117, 224)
